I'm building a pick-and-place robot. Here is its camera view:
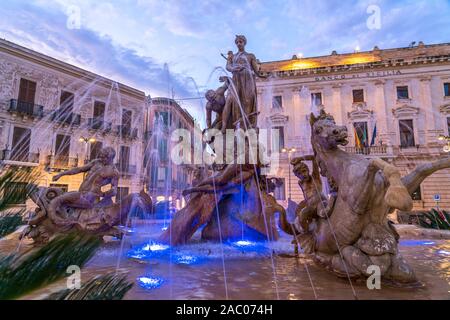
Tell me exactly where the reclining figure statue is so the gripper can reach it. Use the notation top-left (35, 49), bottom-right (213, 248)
top-left (21, 147), bottom-right (152, 244)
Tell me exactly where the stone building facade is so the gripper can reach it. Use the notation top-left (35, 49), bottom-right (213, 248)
top-left (0, 39), bottom-right (145, 207)
top-left (256, 42), bottom-right (450, 212)
top-left (144, 97), bottom-right (196, 209)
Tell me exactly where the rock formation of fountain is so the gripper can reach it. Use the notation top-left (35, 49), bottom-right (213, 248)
top-left (159, 35), bottom-right (286, 245)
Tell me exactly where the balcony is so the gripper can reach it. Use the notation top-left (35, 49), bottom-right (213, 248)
top-left (51, 109), bottom-right (81, 126)
top-left (115, 125), bottom-right (138, 139)
top-left (8, 99), bottom-right (44, 118)
top-left (1, 149), bottom-right (39, 165)
top-left (345, 145), bottom-right (388, 156)
top-left (46, 155), bottom-right (78, 170)
top-left (87, 118), bottom-right (112, 133)
top-left (115, 163), bottom-right (137, 175)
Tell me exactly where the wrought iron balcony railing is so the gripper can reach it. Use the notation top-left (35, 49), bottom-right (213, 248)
top-left (87, 118), bottom-right (112, 132)
top-left (115, 125), bottom-right (138, 139)
top-left (8, 99), bottom-right (44, 118)
top-left (46, 155), bottom-right (78, 169)
top-left (50, 109), bottom-right (81, 126)
top-left (344, 145), bottom-right (388, 155)
top-left (1, 149), bottom-right (40, 164)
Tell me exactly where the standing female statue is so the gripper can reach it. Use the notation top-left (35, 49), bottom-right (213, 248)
top-left (222, 35), bottom-right (266, 130)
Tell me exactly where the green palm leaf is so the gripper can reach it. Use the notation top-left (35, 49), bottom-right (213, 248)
top-left (0, 233), bottom-right (101, 300)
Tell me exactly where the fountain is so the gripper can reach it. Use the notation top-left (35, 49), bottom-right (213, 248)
top-left (3, 35), bottom-right (450, 300)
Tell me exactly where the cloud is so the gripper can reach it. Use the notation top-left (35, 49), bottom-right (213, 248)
top-left (0, 1), bottom-right (205, 120)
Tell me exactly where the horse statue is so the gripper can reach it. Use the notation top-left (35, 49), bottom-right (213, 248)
top-left (280, 110), bottom-right (450, 286)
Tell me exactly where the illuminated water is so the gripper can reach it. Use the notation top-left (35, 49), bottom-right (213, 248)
top-left (82, 222), bottom-right (450, 299)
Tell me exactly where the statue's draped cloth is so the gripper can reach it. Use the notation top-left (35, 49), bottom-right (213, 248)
top-left (230, 51), bottom-right (258, 128)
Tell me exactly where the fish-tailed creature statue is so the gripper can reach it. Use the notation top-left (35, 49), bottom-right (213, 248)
top-left (21, 147), bottom-right (152, 244)
top-left (21, 187), bottom-right (152, 244)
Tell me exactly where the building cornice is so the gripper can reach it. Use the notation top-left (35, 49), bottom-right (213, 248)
top-left (0, 39), bottom-right (145, 101)
top-left (257, 42), bottom-right (450, 81)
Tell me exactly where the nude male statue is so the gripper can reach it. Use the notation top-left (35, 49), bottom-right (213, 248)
top-left (48, 146), bottom-right (120, 227)
top-left (291, 155), bottom-right (336, 233)
top-left (205, 76), bottom-right (231, 131)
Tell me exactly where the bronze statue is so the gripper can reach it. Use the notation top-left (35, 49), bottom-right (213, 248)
top-left (205, 76), bottom-right (230, 131)
top-left (290, 155), bottom-right (335, 232)
top-left (285, 110), bottom-right (450, 285)
top-left (21, 147), bottom-right (152, 244)
top-left (222, 35), bottom-right (266, 130)
top-left (48, 147), bottom-right (119, 227)
top-left (158, 36), bottom-right (280, 245)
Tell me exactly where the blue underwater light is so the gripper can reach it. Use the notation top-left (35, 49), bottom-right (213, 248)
top-left (228, 239), bottom-right (268, 253)
top-left (437, 249), bottom-right (450, 256)
top-left (137, 276), bottom-right (164, 290)
top-left (233, 240), bottom-right (257, 247)
top-left (127, 241), bottom-right (170, 260)
top-left (142, 242), bottom-right (170, 252)
top-left (174, 254), bottom-right (199, 265)
top-left (399, 240), bottom-right (436, 246)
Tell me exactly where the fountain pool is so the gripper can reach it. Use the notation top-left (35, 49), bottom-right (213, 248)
top-left (12, 220), bottom-right (449, 300)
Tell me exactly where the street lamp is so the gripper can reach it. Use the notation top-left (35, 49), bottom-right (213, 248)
top-left (281, 147), bottom-right (297, 200)
top-left (438, 135), bottom-right (450, 153)
top-left (79, 136), bottom-right (96, 163)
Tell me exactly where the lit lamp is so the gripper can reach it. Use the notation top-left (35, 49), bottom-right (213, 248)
top-left (79, 136), bottom-right (96, 163)
top-left (438, 134), bottom-right (450, 153)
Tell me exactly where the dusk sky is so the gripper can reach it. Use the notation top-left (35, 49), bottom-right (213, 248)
top-left (1, 0), bottom-right (449, 124)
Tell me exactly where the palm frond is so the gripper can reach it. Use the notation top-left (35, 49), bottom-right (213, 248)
top-left (418, 209), bottom-right (450, 230)
top-left (46, 272), bottom-right (133, 300)
top-left (0, 233), bottom-right (101, 300)
top-left (0, 167), bottom-right (40, 212)
top-left (0, 211), bottom-right (24, 238)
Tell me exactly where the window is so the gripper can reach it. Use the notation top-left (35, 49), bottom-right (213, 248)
top-left (60, 91), bottom-right (74, 113)
top-left (272, 96), bottom-right (282, 109)
top-left (311, 92), bottom-right (322, 106)
top-left (353, 122), bottom-right (368, 147)
top-left (447, 117), bottom-right (450, 134)
top-left (272, 126), bottom-right (285, 152)
top-left (49, 184), bottom-right (69, 193)
top-left (55, 134), bottom-right (71, 166)
top-left (18, 78), bottom-right (36, 104)
top-left (122, 109), bottom-right (132, 127)
top-left (93, 101), bottom-right (105, 119)
top-left (444, 83), bottom-right (450, 97)
top-left (3, 182), bottom-right (28, 204)
top-left (158, 167), bottom-right (167, 181)
top-left (116, 187), bottom-right (129, 202)
top-left (155, 111), bottom-right (171, 127)
top-left (11, 126), bottom-right (31, 162)
top-left (274, 178), bottom-right (286, 201)
top-left (352, 89), bottom-right (364, 103)
top-left (118, 146), bottom-right (130, 171)
top-left (158, 139), bottom-right (168, 162)
top-left (396, 86), bottom-right (409, 99)
top-left (399, 119), bottom-right (415, 148)
top-left (411, 185), bottom-right (422, 201)
top-left (89, 141), bottom-right (103, 161)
